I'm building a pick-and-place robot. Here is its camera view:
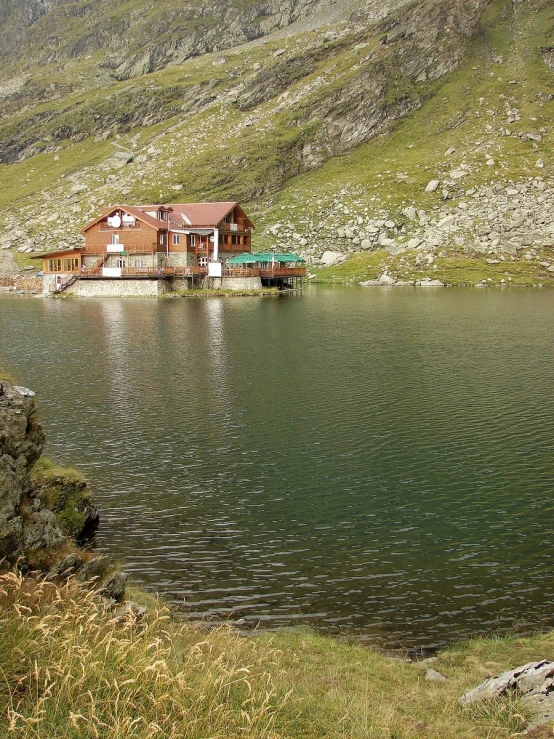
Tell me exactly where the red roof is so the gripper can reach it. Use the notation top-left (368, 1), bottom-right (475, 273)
top-left (83, 202), bottom-right (253, 233)
top-left (166, 202), bottom-right (238, 228)
top-left (121, 205), bottom-right (168, 230)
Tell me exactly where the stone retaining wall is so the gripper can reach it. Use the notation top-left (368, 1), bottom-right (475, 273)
top-left (212, 276), bottom-right (263, 290)
top-left (51, 275), bottom-right (261, 296)
top-left (67, 279), bottom-right (172, 297)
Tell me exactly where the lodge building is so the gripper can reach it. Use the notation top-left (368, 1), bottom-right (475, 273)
top-left (36, 201), bottom-right (305, 295)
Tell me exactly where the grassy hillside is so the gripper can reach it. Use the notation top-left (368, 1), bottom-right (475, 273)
top-left (3, 570), bottom-right (554, 738)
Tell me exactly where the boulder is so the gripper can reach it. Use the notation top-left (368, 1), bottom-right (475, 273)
top-left (320, 251), bottom-right (346, 267)
top-left (460, 661), bottom-right (554, 733)
top-left (426, 668), bottom-right (447, 682)
top-left (77, 554), bottom-right (112, 583)
top-left (47, 553), bottom-right (83, 580)
top-left (437, 215), bottom-right (455, 229)
top-left (100, 571), bottom-right (128, 602)
top-left (402, 207), bottom-right (418, 221)
top-left (416, 278), bottom-right (444, 286)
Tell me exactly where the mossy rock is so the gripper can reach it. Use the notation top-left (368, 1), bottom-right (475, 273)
top-left (31, 458), bottom-right (99, 541)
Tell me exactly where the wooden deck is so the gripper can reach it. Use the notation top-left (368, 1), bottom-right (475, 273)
top-left (75, 266), bottom-right (307, 279)
top-left (49, 264), bottom-right (306, 293)
top-left (223, 267), bottom-right (306, 278)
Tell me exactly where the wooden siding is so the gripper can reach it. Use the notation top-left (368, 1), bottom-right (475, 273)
top-left (84, 220), bottom-right (164, 254)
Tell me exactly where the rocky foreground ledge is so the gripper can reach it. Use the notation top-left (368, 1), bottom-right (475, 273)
top-left (0, 380), bottom-right (125, 600)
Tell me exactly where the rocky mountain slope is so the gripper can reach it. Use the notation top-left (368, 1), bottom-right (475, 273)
top-left (0, 0), bottom-right (552, 285)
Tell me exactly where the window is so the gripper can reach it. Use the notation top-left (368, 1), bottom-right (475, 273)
top-left (198, 256), bottom-right (208, 267)
top-left (135, 259), bottom-right (145, 268)
top-left (116, 258), bottom-right (126, 269)
top-left (172, 234), bottom-right (180, 245)
top-left (111, 234), bottom-right (120, 244)
top-left (190, 234), bottom-right (196, 247)
top-left (63, 258), bottom-right (79, 272)
top-left (48, 259), bottom-right (62, 272)
top-left (159, 233), bottom-right (166, 246)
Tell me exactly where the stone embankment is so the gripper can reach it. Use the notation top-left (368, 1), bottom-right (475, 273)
top-left (0, 381), bottom-right (125, 600)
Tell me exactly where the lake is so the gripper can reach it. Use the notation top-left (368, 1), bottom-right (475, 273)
top-left (1, 286), bottom-right (553, 649)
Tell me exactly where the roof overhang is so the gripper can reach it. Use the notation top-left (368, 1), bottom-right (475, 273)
top-left (32, 247), bottom-right (84, 260)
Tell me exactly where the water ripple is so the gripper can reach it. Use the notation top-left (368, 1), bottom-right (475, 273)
top-left (1, 288), bottom-right (554, 648)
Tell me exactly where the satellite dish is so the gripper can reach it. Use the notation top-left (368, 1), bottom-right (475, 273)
top-left (111, 215), bottom-right (121, 228)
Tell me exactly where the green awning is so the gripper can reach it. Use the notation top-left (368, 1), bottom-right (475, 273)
top-left (228, 252), bottom-right (305, 265)
top-left (272, 253), bottom-right (305, 263)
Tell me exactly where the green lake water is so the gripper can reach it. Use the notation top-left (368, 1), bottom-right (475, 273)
top-left (1, 286), bottom-right (553, 649)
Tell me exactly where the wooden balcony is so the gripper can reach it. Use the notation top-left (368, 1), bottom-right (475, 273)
top-left (99, 223), bottom-right (142, 231)
top-left (81, 266), bottom-right (207, 279)
top-left (223, 268), bottom-right (260, 277)
top-left (260, 267), bottom-right (306, 277)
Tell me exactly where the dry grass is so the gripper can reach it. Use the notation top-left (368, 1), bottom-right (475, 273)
top-left (2, 570), bottom-right (552, 738)
top-left (0, 571), bottom-right (289, 739)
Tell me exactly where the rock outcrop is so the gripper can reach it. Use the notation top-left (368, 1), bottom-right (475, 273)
top-left (0, 381), bottom-right (49, 561)
top-left (460, 661), bottom-right (554, 733)
top-left (0, 381), bottom-right (103, 572)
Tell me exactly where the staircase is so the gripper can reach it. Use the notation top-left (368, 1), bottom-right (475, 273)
top-left (54, 274), bottom-right (78, 294)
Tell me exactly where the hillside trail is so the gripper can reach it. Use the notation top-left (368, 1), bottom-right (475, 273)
top-left (0, 250), bottom-right (18, 275)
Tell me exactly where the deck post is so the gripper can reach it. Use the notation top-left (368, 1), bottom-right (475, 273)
top-left (213, 229), bottom-right (219, 262)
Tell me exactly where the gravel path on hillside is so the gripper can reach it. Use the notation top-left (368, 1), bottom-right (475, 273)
top-left (0, 250), bottom-right (18, 275)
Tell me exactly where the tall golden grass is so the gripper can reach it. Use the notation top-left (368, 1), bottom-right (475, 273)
top-left (1, 569), bottom-right (549, 738)
top-left (0, 572), bottom-right (290, 738)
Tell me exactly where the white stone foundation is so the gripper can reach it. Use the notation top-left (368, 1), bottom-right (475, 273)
top-left (46, 274), bottom-right (263, 297)
top-left (210, 276), bottom-right (262, 290)
top-left (67, 279), bottom-right (172, 297)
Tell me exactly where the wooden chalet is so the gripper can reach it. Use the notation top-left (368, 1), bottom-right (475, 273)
top-left (36, 201), bottom-right (305, 294)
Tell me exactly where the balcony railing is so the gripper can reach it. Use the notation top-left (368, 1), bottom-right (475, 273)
top-left (99, 223), bottom-right (142, 231)
top-left (222, 267), bottom-right (306, 278)
top-left (260, 267), bottom-right (306, 277)
top-left (82, 266), bottom-right (208, 279)
top-left (223, 268), bottom-right (260, 277)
